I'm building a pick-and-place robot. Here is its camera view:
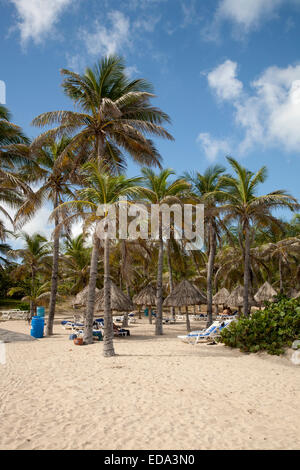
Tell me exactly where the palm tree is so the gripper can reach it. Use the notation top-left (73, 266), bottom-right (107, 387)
top-left (255, 225), bottom-right (300, 293)
top-left (14, 137), bottom-right (79, 336)
top-left (31, 55), bottom-right (173, 171)
top-left (32, 55), bottom-right (173, 337)
top-left (0, 105), bottom-right (34, 240)
top-left (215, 157), bottom-right (298, 315)
top-left (61, 234), bottom-right (92, 294)
top-left (140, 168), bottom-right (190, 335)
top-left (56, 161), bottom-right (143, 356)
top-left (185, 165), bottom-right (226, 325)
top-left (9, 233), bottom-right (51, 316)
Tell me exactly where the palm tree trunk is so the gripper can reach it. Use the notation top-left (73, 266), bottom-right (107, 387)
top-left (122, 284), bottom-right (130, 328)
top-left (185, 306), bottom-right (191, 332)
top-left (243, 221), bottom-right (251, 316)
top-left (149, 305), bottom-right (152, 324)
top-left (155, 214), bottom-right (164, 335)
top-left (30, 266), bottom-right (35, 317)
top-left (46, 192), bottom-right (60, 336)
top-left (103, 236), bottom-right (115, 357)
top-left (207, 221), bottom-right (216, 327)
top-left (83, 135), bottom-right (104, 344)
top-left (83, 233), bottom-right (100, 344)
top-left (166, 240), bottom-right (175, 320)
top-left (279, 256), bottom-right (283, 293)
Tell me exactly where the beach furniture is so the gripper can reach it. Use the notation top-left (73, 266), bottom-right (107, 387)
top-left (178, 321), bottom-right (220, 343)
top-left (192, 319), bottom-right (234, 344)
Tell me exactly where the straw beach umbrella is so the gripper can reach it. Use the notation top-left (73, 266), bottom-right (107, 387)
top-left (163, 280), bottom-right (206, 332)
top-left (133, 284), bottom-right (157, 324)
top-left (254, 282), bottom-right (277, 306)
top-left (213, 288), bottom-right (230, 313)
top-left (73, 286), bottom-right (100, 308)
top-left (290, 289), bottom-right (300, 299)
top-left (227, 285), bottom-right (256, 314)
top-left (95, 281), bottom-right (134, 313)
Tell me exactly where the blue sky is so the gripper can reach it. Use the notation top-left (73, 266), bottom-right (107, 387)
top-left (1, 0), bottom-right (300, 241)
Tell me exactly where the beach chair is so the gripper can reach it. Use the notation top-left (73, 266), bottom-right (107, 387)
top-left (177, 322), bottom-right (221, 343)
top-left (193, 319), bottom-right (234, 344)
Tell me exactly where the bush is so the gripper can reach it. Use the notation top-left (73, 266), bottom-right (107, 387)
top-left (220, 296), bottom-right (300, 355)
top-left (18, 302), bottom-right (30, 311)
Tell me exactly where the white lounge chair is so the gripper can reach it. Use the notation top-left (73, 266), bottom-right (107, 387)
top-left (178, 321), bottom-right (221, 343)
top-left (192, 319), bottom-right (235, 344)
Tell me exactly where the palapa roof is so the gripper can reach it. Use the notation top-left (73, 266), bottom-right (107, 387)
top-left (133, 284), bottom-right (157, 306)
top-left (290, 289), bottom-right (300, 299)
top-left (73, 286), bottom-right (100, 307)
top-left (95, 281), bottom-right (134, 312)
top-left (163, 280), bottom-right (206, 308)
top-left (254, 282), bottom-right (277, 304)
top-left (227, 285), bottom-right (256, 307)
top-left (213, 288), bottom-right (230, 305)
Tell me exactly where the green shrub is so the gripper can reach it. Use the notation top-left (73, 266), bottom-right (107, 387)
top-left (220, 296), bottom-right (300, 355)
top-left (18, 302), bottom-right (30, 311)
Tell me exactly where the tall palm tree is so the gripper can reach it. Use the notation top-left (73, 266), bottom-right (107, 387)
top-left (31, 55), bottom-right (173, 171)
top-left (215, 157), bottom-right (298, 315)
top-left (62, 234), bottom-right (92, 294)
top-left (14, 137), bottom-right (78, 335)
top-left (185, 165), bottom-right (226, 325)
top-left (140, 168), bottom-right (190, 335)
top-left (0, 105), bottom-right (34, 240)
top-left (10, 233), bottom-right (51, 316)
top-left (56, 161), bottom-right (143, 356)
top-left (32, 55), bottom-right (173, 334)
top-left (255, 225), bottom-right (300, 293)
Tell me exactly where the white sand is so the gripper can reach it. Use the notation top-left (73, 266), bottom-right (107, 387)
top-left (0, 318), bottom-right (299, 450)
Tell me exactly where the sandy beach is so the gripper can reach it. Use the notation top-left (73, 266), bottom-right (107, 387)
top-left (0, 316), bottom-right (299, 451)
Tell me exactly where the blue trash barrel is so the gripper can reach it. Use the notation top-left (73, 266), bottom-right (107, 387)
top-left (31, 317), bottom-right (44, 338)
top-left (36, 306), bottom-right (45, 317)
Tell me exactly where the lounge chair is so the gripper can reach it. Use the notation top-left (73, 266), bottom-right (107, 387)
top-left (178, 321), bottom-right (221, 343)
top-left (192, 319), bottom-right (234, 344)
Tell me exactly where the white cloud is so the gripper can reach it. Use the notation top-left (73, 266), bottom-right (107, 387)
top-left (10, 0), bottom-right (73, 45)
top-left (207, 60), bottom-right (243, 101)
top-left (206, 60), bottom-right (300, 155)
top-left (197, 133), bottom-right (231, 162)
top-left (81, 11), bottom-right (130, 57)
top-left (216, 0), bottom-right (282, 31)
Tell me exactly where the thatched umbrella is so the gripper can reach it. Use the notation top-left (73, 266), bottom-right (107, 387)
top-left (254, 282), bottom-right (277, 306)
top-left (227, 285), bottom-right (256, 314)
top-left (73, 286), bottom-right (100, 308)
top-left (213, 288), bottom-right (230, 313)
top-left (163, 280), bottom-right (206, 332)
top-left (290, 289), bottom-right (300, 299)
top-left (95, 282), bottom-right (134, 313)
top-left (133, 284), bottom-right (157, 323)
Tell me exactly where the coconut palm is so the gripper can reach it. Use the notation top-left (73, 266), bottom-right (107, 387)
top-left (14, 137), bottom-right (79, 336)
top-left (9, 233), bottom-right (51, 316)
top-left (255, 225), bottom-right (300, 293)
top-left (185, 165), bottom-right (226, 325)
top-left (31, 55), bottom-right (173, 172)
top-left (0, 106), bottom-right (35, 240)
top-left (215, 157), bottom-right (298, 315)
top-left (140, 168), bottom-right (190, 335)
top-left (56, 161), bottom-right (143, 356)
top-left (61, 234), bottom-right (92, 294)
